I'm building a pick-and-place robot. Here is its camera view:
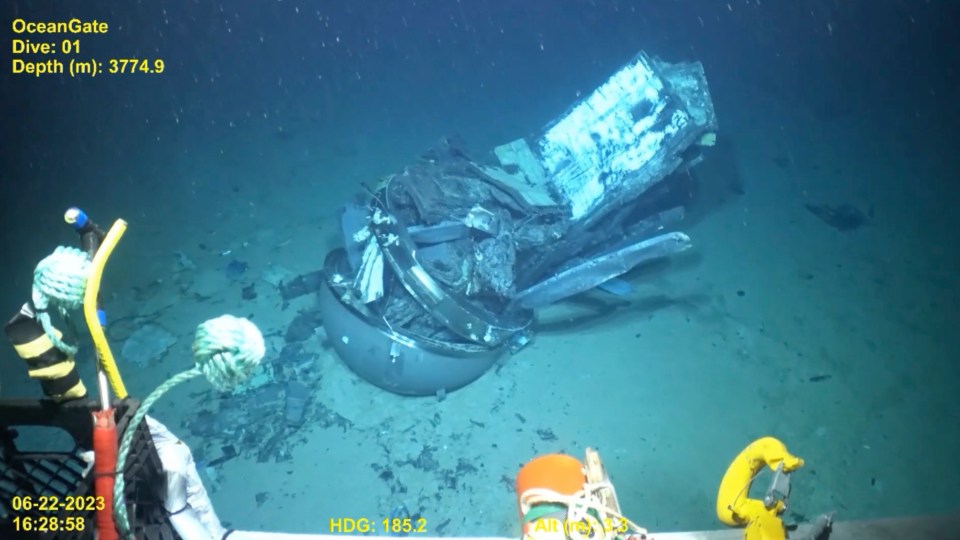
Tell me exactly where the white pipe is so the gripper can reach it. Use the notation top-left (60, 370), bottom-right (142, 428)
top-left (223, 533), bottom-right (735, 540)
top-left (211, 532), bottom-right (754, 540)
top-left (97, 370), bottom-right (110, 411)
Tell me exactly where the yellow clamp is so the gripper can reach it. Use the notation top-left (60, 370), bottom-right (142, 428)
top-left (82, 218), bottom-right (129, 399)
top-left (716, 437), bottom-right (804, 540)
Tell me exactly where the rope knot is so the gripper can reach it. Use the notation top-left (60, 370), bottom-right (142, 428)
top-left (31, 246), bottom-right (92, 355)
top-left (192, 315), bottom-right (265, 392)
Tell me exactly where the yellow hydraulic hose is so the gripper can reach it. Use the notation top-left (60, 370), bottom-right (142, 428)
top-left (82, 219), bottom-right (129, 399)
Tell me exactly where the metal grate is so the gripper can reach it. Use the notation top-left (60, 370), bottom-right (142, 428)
top-left (0, 399), bottom-right (181, 540)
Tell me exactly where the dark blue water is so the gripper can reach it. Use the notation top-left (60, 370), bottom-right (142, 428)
top-left (2, 1), bottom-right (959, 536)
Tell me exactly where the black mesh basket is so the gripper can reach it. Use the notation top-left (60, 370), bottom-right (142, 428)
top-left (0, 398), bottom-right (181, 540)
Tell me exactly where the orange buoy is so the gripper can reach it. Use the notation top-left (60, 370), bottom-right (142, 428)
top-left (515, 454), bottom-right (586, 519)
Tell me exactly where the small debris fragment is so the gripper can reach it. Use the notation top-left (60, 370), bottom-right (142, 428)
top-left (241, 284), bottom-right (257, 300)
top-left (536, 428), bottom-right (558, 442)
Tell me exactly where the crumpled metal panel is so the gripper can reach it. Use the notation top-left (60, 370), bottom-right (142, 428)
top-left (538, 52), bottom-right (716, 225)
top-left (512, 231), bottom-right (692, 309)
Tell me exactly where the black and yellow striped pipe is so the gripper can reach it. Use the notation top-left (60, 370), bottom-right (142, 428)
top-left (4, 306), bottom-right (87, 401)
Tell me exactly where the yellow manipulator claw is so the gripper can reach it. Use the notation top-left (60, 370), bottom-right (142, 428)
top-left (716, 437), bottom-right (804, 540)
